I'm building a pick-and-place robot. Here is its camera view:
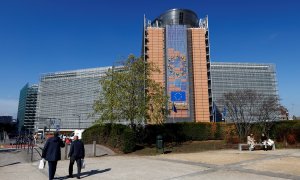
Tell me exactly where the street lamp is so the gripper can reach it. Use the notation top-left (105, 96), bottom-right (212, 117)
top-left (73, 114), bottom-right (81, 129)
top-left (47, 118), bottom-right (61, 132)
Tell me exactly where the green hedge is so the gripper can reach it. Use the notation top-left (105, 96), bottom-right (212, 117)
top-left (121, 128), bottom-right (136, 153)
top-left (269, 120), bottom-right (300, 142)
top-left (82, 123), bottom-right (136, 153)
top-left (136, 122), bottom-right (226, 145)
top-left (83, 120), bottom-right (300, 154)
top-left (141, 120), bottom-right (300, 145)
top-left (82, 122), bottom-right (226, 153)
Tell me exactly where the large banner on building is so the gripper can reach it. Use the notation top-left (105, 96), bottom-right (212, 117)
top-left (166, 25), bottom-right (190, 117)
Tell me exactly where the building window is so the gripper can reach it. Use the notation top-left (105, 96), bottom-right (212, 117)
top-left (179, 12), bottom-right (184, 25)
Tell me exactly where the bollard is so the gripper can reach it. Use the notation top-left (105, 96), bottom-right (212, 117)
top-left (93, 141), bottom-right (96, 157)
top-left (27, 142), bottom-right (30, 154)
top-left (64, 144), bottom-right (68, 160)
top-left (156, 135), bottom-right (164, 154)
top-left (31, 145), bottom-right (33, 162)
top-left (27, 141), bottom-right (32, 154)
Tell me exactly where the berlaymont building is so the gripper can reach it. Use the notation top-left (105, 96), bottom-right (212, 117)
top-left (30, 8), bottom-right (279, 131)
top-left (35, 67), bottom-right (110, 131)
top-left (34, 61), bottom-right (278, 130)
top-left (142, 9), bottom-right (279, 123)
top-left (143, 9), bottom-right (212, 123)
top-left (210, 62), bottom-right (278, 122)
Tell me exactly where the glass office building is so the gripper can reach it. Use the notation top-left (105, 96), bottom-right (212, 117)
top-left (210, 62), bottom-right (278, 121)
top-left (36, 67), bottom-right (110, 131)
top-left (17, 83), bottom-right (38, 132)
top-left (143, 9), bottom-right (212, 123)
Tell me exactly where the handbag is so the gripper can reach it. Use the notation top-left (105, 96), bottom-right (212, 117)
top-left (81, 159), bottom-right (85, 169)
top-left (267, 139), bottom-right (274, 146)
top-left (38, 158), bottom-right (46, 169)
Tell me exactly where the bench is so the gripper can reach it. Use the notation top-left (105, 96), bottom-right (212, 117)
top-left (238, 143), bottom-right (275, 151)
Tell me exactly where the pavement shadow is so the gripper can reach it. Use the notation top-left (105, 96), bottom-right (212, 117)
top-left (163, 150), bottom-right (172, 154)
top-left (0, 149), bottom-right (19, 153)
top-left (55, 168), bottom-right (111, 179)
top-left (95, 153), bottom-right (108, 157)
top-left (0, 162), bottom-right (21, 167)
top-left (54, 176), bottom-right (74, 180)
top-left (80, 168), bottom-right (111, 179)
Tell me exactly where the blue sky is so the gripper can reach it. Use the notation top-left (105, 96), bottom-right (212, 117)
top-left (0, 0), bottom-right (299, 118)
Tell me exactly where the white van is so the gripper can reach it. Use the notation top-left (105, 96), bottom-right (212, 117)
top-left (70, 129), bottom-right (84, 140)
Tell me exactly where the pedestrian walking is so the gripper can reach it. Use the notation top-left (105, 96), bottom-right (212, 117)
top-left (68, 135), bottom-right (85, 179)
top-left (42, 132), bottom-right (65, 180)
top-left (34, 133), bottom-right (38, 145)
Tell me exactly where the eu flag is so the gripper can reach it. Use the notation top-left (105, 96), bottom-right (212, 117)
top-left (171, 91), bottom-right (186, 102)
top-left (172, 102), bottom-right (177, 113)
top-left (222, 107), bottom-right (227, 117)
top-left (212, 102), bottom-right (217, 114)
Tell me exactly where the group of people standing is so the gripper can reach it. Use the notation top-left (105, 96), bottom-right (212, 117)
top-left (42, 132), bottom-right (85, 180)
top-left (247, 133), bottom-right (274, 151)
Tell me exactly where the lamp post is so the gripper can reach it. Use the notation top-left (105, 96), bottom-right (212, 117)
top-left (73, 114), bottom-right (81, 129)
top-left (47, 118), bottom-right (61, 132)
top-left (48, 118), bottom-right (53, 132)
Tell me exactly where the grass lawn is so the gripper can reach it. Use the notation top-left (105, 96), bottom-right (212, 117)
top-left (131, 140), bottom-right (227, 156)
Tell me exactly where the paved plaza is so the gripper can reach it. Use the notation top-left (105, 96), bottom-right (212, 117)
top-left (1, 148), bottom-right (300, 180)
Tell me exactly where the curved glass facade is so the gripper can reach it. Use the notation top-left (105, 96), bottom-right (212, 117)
top-left (152, 9), bottom-right (199, 28)
top-left (36, 67), bottom-right (110, 130)
top-left (211, 62), bottom-right (278, 122)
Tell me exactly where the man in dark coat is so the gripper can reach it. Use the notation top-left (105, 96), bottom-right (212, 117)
top-left (68, 135), bottom-right (85, 179)
top-left (42, 132), bottom-right (65, 180)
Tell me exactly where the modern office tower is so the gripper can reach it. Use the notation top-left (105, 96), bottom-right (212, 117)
top-left (17, 83), bottom-right (38, 132)
top-left (36, 67), bottom-right (110, 131)
top-left (210, 62), bottom-right (278, 121)
top-left (143, 9), bottom-right (212, 123)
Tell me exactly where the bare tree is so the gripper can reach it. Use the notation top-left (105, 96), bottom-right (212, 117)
top-left (220, 89), bottom-right (280, 141)
top-left (220, 89), bottom-right (260, 141)
top-left (256, 95), bottom-right (280, 137)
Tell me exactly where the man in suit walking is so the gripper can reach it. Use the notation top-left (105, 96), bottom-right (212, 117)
top-left (68, 135), bottom-right (85, 179)
top-left (42, 132), bottom-right (65, 180)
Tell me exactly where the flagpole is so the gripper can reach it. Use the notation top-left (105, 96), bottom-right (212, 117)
top-left (214, 103), bottom-right (216, 122)
top-left (212, 102), bottom-right (217, 122)
top-left (212, 102), bottom-right (215, 122)
top-left (172, 101), bottom-right (176, 123)
top-left (172, 102), bottom-right (175, 123)
top-left (173, 112), bottom-right (174, 123)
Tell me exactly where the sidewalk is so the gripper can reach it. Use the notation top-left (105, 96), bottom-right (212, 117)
top-left (1, 149), bottom-right (300, 179)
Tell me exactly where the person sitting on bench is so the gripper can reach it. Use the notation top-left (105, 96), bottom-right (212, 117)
top-left (247, 133), bottom-right (255, 151)
top-left (261, 133), bottom-right (268, 151)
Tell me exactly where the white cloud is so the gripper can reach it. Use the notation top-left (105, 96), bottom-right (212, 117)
top-left (0, 99), bottom-right (18, 118)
